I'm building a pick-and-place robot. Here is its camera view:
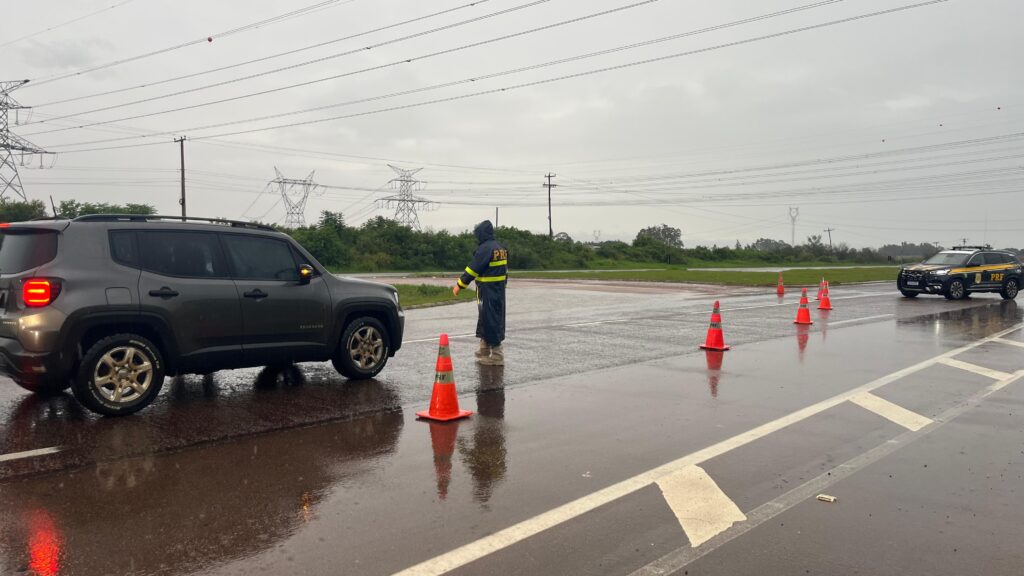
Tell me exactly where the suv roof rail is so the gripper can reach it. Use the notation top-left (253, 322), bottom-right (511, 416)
top-left (73, 214), bottom-right (276, 231)
top-left (951, 244), bottom-right (992, 251)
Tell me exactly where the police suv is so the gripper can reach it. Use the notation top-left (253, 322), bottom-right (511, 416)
top-left (897, 246), bottom-right (1021, 300)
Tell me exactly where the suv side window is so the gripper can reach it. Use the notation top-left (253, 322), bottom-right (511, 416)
top-left (982, 253), bottom-right (1004, 265)
top-left (222, 235), bottom-right (299, 281)
top-left (139, 231), bottom-right (228, 278)
top-left (966, 253), bottom-right (984, 266)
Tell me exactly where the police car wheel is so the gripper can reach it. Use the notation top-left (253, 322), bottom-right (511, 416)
top-left (1001, 279), bottom-right (1019, 300)
top-left (899, 289), bottom-right (918, 298)
top-left (945, 279), bottom-right (966, 300)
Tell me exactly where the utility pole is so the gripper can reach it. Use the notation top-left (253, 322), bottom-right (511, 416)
top-left (1, 80), bottom-right (54, 201)
top-left (495, 206), bottom-right (499, 228)
top-left (544, 173), bottom-right (557, 238)
top-left (824, 227), bottom-right (835, 251)
top-left (788, 207), bottom-right (799, 246)
top-left (175, 136), bottom-right (186, 220)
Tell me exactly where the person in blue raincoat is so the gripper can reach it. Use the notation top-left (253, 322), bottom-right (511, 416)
top-left (453, 220), bottom-right (508, 365)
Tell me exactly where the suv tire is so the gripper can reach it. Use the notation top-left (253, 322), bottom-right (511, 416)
top-left (72, 334), bottom-right (165, 416)
top-left (1001, 278), bottom-right (1019, 300)
top-left (333, 317), bottom-right (390, 380)
top-left (899, 289), bottom-right (918, 298)
top-left (944, 278), bottom-right (967, 300)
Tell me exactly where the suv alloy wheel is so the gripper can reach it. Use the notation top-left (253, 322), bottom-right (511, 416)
top-left (73, 334), bottom-right (166, 416)
top-left (333, 317), bottom-right (390, 379)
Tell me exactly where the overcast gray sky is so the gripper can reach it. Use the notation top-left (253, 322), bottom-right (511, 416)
top-left (2, 0), bottom-right (1020, 248)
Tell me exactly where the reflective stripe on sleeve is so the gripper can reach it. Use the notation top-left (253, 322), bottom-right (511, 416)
top-left (464, 267), bottom-right (480, 278)
top-left (457, 279), bottom-right (469, 288)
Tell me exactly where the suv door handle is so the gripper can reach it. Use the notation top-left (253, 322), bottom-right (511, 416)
top-left (243, 289), bottom-right (268, 300)
top-left (148, 287), bottom-right (179, 299)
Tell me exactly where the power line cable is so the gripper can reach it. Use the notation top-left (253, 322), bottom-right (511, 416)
top-left (26, 0), bottom-right (617, 131)
top-left (45, 0), bottom-right (951, 151)
top-left (0, 0), bottom-right (141, 49)
top-left (24, 0), bottom-right (362, 87)
top-left (32, 0), bottom-right (497, 108)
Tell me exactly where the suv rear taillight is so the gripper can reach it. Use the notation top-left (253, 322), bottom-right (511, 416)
top-left (23, 279), bottom-right (61, 308)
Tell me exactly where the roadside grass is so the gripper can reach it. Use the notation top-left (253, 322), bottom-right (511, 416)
top-left (514, 266), bottom-right (898, 286)
top-left (394, 283), bottom-right (476, 308)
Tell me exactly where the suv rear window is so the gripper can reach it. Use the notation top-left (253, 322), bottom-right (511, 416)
top-left (0, 230), bottom-right (58, 274)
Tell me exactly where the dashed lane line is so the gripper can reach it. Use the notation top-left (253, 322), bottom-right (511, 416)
top-left (0, 447), bottom-right (61, 463)
top-left (849, 391), bottom-right (933, 431)
top-left (629, 367), bottom-right (1024, 576)
top-left (937, 357), bottom-right (1013, 381)
top-left (656, 465), bottom-right (746, 548)
top-left (391, 322), bottom-right (1023, 576)
top-left (827, 314), bottom-right (895, 326)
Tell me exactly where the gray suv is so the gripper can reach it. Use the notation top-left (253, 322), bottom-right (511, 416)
top-left (0, 215), bottom-right (404, 416)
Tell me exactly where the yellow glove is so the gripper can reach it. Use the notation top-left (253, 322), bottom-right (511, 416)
top-left (453, 285), bottom-right (461, 296)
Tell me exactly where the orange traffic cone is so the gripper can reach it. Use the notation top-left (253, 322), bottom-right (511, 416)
top-left (417, 334), bottom-right (473, 421)
top-left (794, 288), bottom-right (813, 325)
top-left (776, 273), bottom-right (785, 297)
top-left (428, 421), bottom-right (460, 500)
top-left (815, 277), bottom-right (824, 301)
top-left (818, 281), bottom-right (833, 310)
top-left (699, 300), bottom-right (730, 351)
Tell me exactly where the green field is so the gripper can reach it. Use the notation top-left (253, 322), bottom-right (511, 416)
top-left (394, 283), bottom-right (476, 308)
top-left (515, 266), bottom-right (898, 286)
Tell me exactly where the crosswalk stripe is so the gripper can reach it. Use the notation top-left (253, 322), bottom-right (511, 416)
top-left (656, 465), bottom-right (746, 547)
top-left (937, 358), bottom-right (1013, 381)
top-left (849, 392), bottom-right (932, 431)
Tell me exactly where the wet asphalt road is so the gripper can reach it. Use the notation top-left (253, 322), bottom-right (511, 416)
top-left (0, 280), bottom-right (1022, 575)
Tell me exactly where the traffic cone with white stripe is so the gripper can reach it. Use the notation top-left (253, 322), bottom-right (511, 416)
top-left (417, 334), bottom-right (472, 421)
top-left (794, 288), bottom-right (813, 325)
top-left (776, 273), bottom-right (785, 297)
top-left (815, 277), bottom-right (825, 301)
top-left (818, 281), bottom-right (833, 311)
top-left (699, 301), bottom-right (730, 351)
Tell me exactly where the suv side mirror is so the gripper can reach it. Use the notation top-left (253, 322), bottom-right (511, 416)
top-left (298, 264), bottom-right (315, 284)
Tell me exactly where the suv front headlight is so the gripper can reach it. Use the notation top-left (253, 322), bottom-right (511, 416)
top-left (932, 269), bottom-right (949, 276)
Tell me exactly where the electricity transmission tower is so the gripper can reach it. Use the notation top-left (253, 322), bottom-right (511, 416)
top-left (788, 207), bottom-right (800, 246)
top-left (1, 80), bottom-right (53, 201)
top-left (377, 164), bottom-right (434, 229)
top-left (270, 168), bottom-right (319, 227)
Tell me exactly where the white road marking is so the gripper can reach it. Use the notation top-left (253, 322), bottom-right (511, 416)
top-left (937, 357), bottom-right (1013, 381)
top-left (0, 446), bottom-right (60, 463)
top-left (827, 314), bottom-right (895, 327)
top-left (994, 337), bottom-right (1024, 350)
top-left (656, 465), bottom-right (746, 547)
top-left (629, 369), bottom-right (1024, 576)
top-left (392, 322), bottom-right (1023, 576)
top-left (849, 392), bottom-right (932, 431)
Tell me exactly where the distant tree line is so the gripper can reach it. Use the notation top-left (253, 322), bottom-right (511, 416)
top-left (1, 200), bottom-right (1020, 271)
